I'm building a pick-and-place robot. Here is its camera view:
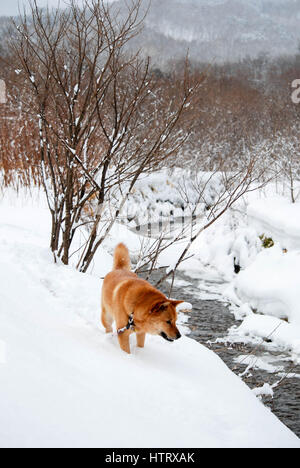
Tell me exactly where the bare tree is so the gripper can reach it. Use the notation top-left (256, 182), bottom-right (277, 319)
top-left (8, 0), bottom-right (202, 271)
top-left (271, 130), bottom-right (300, 204)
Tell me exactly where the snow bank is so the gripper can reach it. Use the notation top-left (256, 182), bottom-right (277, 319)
top-left (248, 197), bottom-right (300, 250)
top-left (0, 190), bottom-right (299, 448)
top-left (228, 314), bottom-right (300, 363)
top-left (234, 246), bottom-right (300, 324)
top-left (102, 168), bottom-right (228, 227)
top-left (228, 246), bottom-right (300, 359)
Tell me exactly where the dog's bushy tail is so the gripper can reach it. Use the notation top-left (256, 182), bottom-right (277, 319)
top-left (113, 243), bottom-right (131, 271)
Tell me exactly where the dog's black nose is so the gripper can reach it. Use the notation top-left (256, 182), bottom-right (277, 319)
top-left (176, 331), bottom-right (181, 340)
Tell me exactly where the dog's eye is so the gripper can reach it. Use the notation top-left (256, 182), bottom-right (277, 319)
top-left (166, 320), bottom-right (172, 325)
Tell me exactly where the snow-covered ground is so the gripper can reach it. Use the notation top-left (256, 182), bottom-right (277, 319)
top-left (0, 188), bottom-right (299, 448)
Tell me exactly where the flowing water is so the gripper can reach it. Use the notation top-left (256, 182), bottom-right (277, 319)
top-left (133, 220), bottom-right (300, 439)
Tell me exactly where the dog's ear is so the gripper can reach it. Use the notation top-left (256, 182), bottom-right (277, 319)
top-left (150, 301), bottom-right (170, 313)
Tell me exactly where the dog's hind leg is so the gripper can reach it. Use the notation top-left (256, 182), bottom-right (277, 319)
top-left (136, 332), bottom-right (146, 348)
top-left (101, 303), bottom-right (113, 333)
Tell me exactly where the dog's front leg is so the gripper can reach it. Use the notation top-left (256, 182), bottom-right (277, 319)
top-left (118, 330), bottom-right (131, 354)
top-left (136, 332), bottom-right (146, 348)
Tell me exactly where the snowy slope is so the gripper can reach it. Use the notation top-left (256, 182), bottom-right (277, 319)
top-left (0, 189), bottom-right (299, 448)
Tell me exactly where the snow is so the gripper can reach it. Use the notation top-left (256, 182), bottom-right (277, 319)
top-left (98, 172), bottom-right (300, 368)
top-left (0, 189), bottom-right (299, 448)
top-left (108, 173), bottom-right (300, 371)
top-left (232, 246), bottom-right (300, 324)
top-left (222, 196), bottom-right (300, 362)
top-left (112, 168), bottom-right (224, 227)
top-left (253, 383), bottom-right (274, 399)
top-left (187, 211), bottom-right (261, 283)
top-left (234, 354), bottom-right (284, 374)
top-left (248, 197), bottom-right (300, 250)
top-left (176, 301), bottom-right (193, 312)
top-left (227, 313), bottom-right (300, 363)
top-left (147, 179), bottom-right (299, 365)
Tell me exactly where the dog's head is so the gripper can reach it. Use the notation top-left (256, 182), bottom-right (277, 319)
top-left (140, 300), bottom-right (184, 342)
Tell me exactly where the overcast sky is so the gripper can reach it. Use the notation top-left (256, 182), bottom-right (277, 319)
top-left (0, 0), bottom-right (117, 16)
top-left (0, 0), bottom-right (284, 17)
top-left (0, 1), bottom-right (60, 16)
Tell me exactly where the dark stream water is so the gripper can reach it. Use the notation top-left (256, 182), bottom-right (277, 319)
top-left (148, 268), bottom-right (300, 439)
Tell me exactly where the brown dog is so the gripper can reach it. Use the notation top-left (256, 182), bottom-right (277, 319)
top-left (101, 243), bottom-right (184, 354)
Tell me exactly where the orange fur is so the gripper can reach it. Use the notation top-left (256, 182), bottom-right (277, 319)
top-left (101, 243), bottom-right (184, 354)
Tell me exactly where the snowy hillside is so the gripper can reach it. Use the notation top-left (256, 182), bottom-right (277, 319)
top-left (0, 189), bottom-right (299, 448)
top-left (113, 0), bottom-right (300, 65)
top-left (1, 0), bottom-right (299, 64)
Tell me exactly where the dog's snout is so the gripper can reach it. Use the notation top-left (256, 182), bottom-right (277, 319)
top-left (176, 331), bottom-right (181, 340)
